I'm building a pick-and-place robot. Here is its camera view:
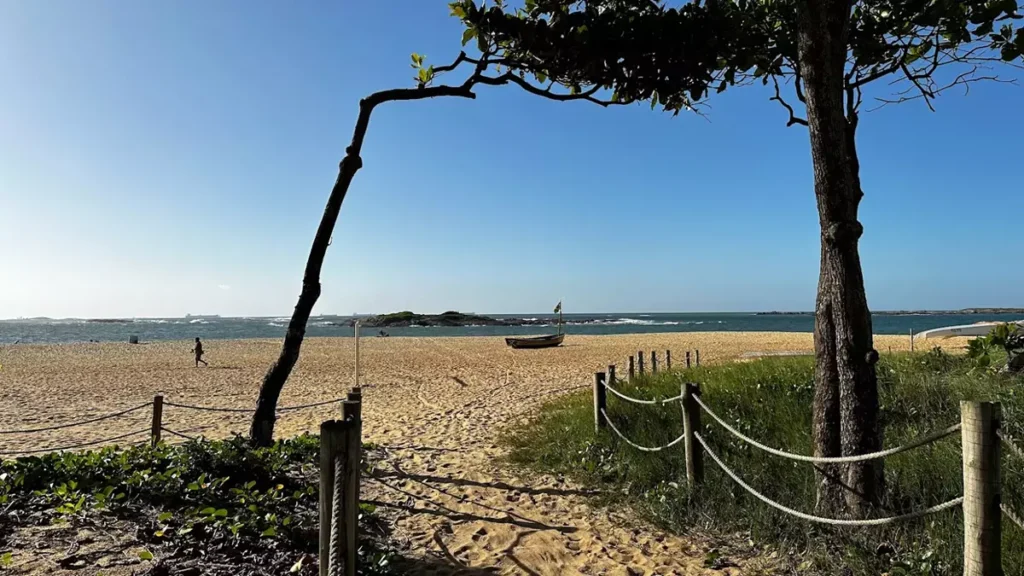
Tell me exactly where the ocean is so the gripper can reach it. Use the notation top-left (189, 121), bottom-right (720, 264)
top-left (1, 312), bottom-right (1021, 344)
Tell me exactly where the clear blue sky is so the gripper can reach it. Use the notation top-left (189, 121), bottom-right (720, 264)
top-left (2, 1), bottom-right (1022, 319)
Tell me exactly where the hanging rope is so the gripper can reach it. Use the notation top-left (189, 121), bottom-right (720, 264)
top-left (600, 408), bottom-right (688, 452)
top-left (328, 454), bottom-right (346, 576)
top-left (0, 402), bottom-right (152, 435)
top-left (163, 401), bottom-right (251, 413)
top-left (694, 395), bottom-right (960, 464)
top-left (603, 381), bottom-right (684, 406)
top-left (694, 432), bottom-right (963, 526)
top-left (0, 429), bottom-right (151, 456)
top-left (160, 427), bottom-right (197, 441)
top-left (278, 397), bottom-right (345, 412)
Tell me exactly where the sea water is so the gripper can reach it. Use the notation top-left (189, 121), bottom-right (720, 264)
top-left (1, 313), bottom-right (1021, 344)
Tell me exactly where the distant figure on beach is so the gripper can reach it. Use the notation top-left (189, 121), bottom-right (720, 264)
top-left (192, 337), bottom-right (208, 367)
top-left (378, 330), bottom-right (389, 338)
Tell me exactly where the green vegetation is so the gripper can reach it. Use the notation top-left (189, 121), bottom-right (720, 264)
top-left (967, 323), bottom-right (1024, 372)
top-left (0, 436), bottom-right (395, 575)
top-left (505, 351), bottom-right (1024, 574)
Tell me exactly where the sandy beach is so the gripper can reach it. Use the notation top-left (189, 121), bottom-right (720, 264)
top-left (0, 332), bottom-right (957, 575)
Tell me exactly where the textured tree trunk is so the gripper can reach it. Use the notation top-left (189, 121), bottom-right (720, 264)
top-left (797, 0), bottom-right (882, 517)
top-left (248, 85), bottom-right (477, 446)
top-left (249, 153), bottom-right (362, 446)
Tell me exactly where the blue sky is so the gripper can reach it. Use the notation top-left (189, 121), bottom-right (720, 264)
top-left (1, 1), bottom-right (1022, 318)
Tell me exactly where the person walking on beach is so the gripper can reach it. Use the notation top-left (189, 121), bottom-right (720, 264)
top-left (192, 337), bottom-right (208, 367)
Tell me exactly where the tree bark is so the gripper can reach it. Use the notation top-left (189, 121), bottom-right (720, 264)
top-left (797, 0), bottom-right (882, 517)
top-left (249, 152), bottom-right (362, 446)
top-left (248, 84), bottom-right (478, 446)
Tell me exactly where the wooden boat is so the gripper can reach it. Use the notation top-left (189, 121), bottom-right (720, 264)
top-left (505, 333), bottom-right (565, 349)
top-left (505, 300), bottom-right (565, 349)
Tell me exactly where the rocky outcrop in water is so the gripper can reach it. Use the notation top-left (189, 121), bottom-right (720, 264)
top-left (358, 311), bottom-right (554, 328)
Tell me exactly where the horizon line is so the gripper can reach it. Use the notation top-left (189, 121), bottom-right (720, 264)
top-left (3, 307), bottom-right (1024, 322)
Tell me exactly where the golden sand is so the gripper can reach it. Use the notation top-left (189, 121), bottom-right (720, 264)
top-left (0, 332), bottom-right (960, 575)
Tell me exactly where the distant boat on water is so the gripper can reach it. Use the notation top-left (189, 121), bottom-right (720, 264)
top-left (917, 320), bottom-right (1024, 339)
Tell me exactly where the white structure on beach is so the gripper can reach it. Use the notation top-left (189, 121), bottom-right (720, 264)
top-left (916, 320), bottom-right (1024, 339)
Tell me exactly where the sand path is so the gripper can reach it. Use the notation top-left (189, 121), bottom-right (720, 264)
top-left (0, 332), bottom-right (935, 574)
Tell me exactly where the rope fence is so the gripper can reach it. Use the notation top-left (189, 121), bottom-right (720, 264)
top-left (693, 431), bottom-right (964, 526)
top-left (0, 428), bottom-right (151, 456)
top-left (0, 402), bottom-right (153, 435)
top-left (604, 381), bottom-right (684, 406)
top-left (160, 427), bottom-right (198, 441)
top-left (601, 408), bottom-right (688, 452)
top-left (694, 394), bottom-right (961, 464)
top-left (592, 361), bottom-right (1014, 574)
top-left (1, 394), bottom-right (350, 457)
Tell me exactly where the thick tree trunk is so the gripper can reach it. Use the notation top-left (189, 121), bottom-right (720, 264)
top-left (249, 152), bottom-right (363, 446)
top-left (797, 0), bottom-right (882, 517)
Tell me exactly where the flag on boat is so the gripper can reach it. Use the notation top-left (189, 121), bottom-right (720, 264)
top-left (553, 301), bottom-right (562, 313)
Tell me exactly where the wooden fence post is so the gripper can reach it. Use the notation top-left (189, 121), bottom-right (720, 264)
top-left (354, 321), bottom-right (361, 388)
top-left (638, 351), bottom-right (645, 375)
top-left (910, 329), bottom-right (915, 352)
top-left (320, 420), bottom-right (347, 576)
top-left (593, 372), bottom-right (607, 433)
top-left (696, 349), bottom-right (700, 366)
top-left (682, 383), bottom-right (704, 488)
top-left (961, 401), bottom-right (1001, 576)
top-left (151, 394), bottom-right (163, 447)
top-left (666, 350), bottom-right (671, 369)
top-left (608, 365), bottom-right (616, 386)
top-left (686, 351), bottom-right (691, 369)
top-left (651, 351), bottom-right (658, 373)
top-left (628, 355), bottom-right (635, 381)
top-left (341, 409), bottom-right (361, 576)
top-left (343, 400), bottom-right (361, 424)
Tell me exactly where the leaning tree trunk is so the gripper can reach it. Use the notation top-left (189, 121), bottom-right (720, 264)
top-left (248, 84), bottom-right (478, 446)
top-left (249, 151), bottom-right (363, 446)
top-left (797, 0), bottom-right (882, 518)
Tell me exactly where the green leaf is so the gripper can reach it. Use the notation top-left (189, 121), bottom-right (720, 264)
top-left (461, 27), bottom-right (476, 46)
top-left (261, 527), bottom-right (277, 537)
top-left (187, 482), bottom-right (199, 491)
top-left (290, 557), bottom-right (304, 573)
top-left (154, 529), bottom-right (166, 538)
top-left (158, 512), bottom-right (173, 522)
top-left (1, 552), bottom-right (12, 567)
top-left (411, 53), bottom-right (424, 68)
top-left (200, 507), bottom-right (216, 516)
top-left (214, 509), bottom-right (228, 518)
top-left (138, 550), bottom-right (154, 561)
top-left (449, 2), bottom-right (466, 19)
top-left (535, 71), bottom-right (547, 84)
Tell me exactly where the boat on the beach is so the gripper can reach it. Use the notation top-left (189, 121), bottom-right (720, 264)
top-left (505, 333), bottom-right (565, 349)
top-left (505, 300), bottom-right (565, 349)
top-left (916, 320), bottom-right (1024, 339)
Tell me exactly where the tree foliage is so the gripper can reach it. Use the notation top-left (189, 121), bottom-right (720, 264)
top-left (450, 0), bottom-right (1024, 118)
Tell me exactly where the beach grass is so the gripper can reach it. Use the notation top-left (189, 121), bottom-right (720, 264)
top-left (503, 350), bottom-right (1024, 574)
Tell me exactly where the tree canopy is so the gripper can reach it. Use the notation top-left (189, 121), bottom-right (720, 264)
top-left (450, 0), bottom-right (1024, 119)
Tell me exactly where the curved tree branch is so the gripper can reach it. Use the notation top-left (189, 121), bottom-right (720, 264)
top-left (249, 50), bottom-right (627, 445)
top-left (770, 76), bottom-right (808, 127)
